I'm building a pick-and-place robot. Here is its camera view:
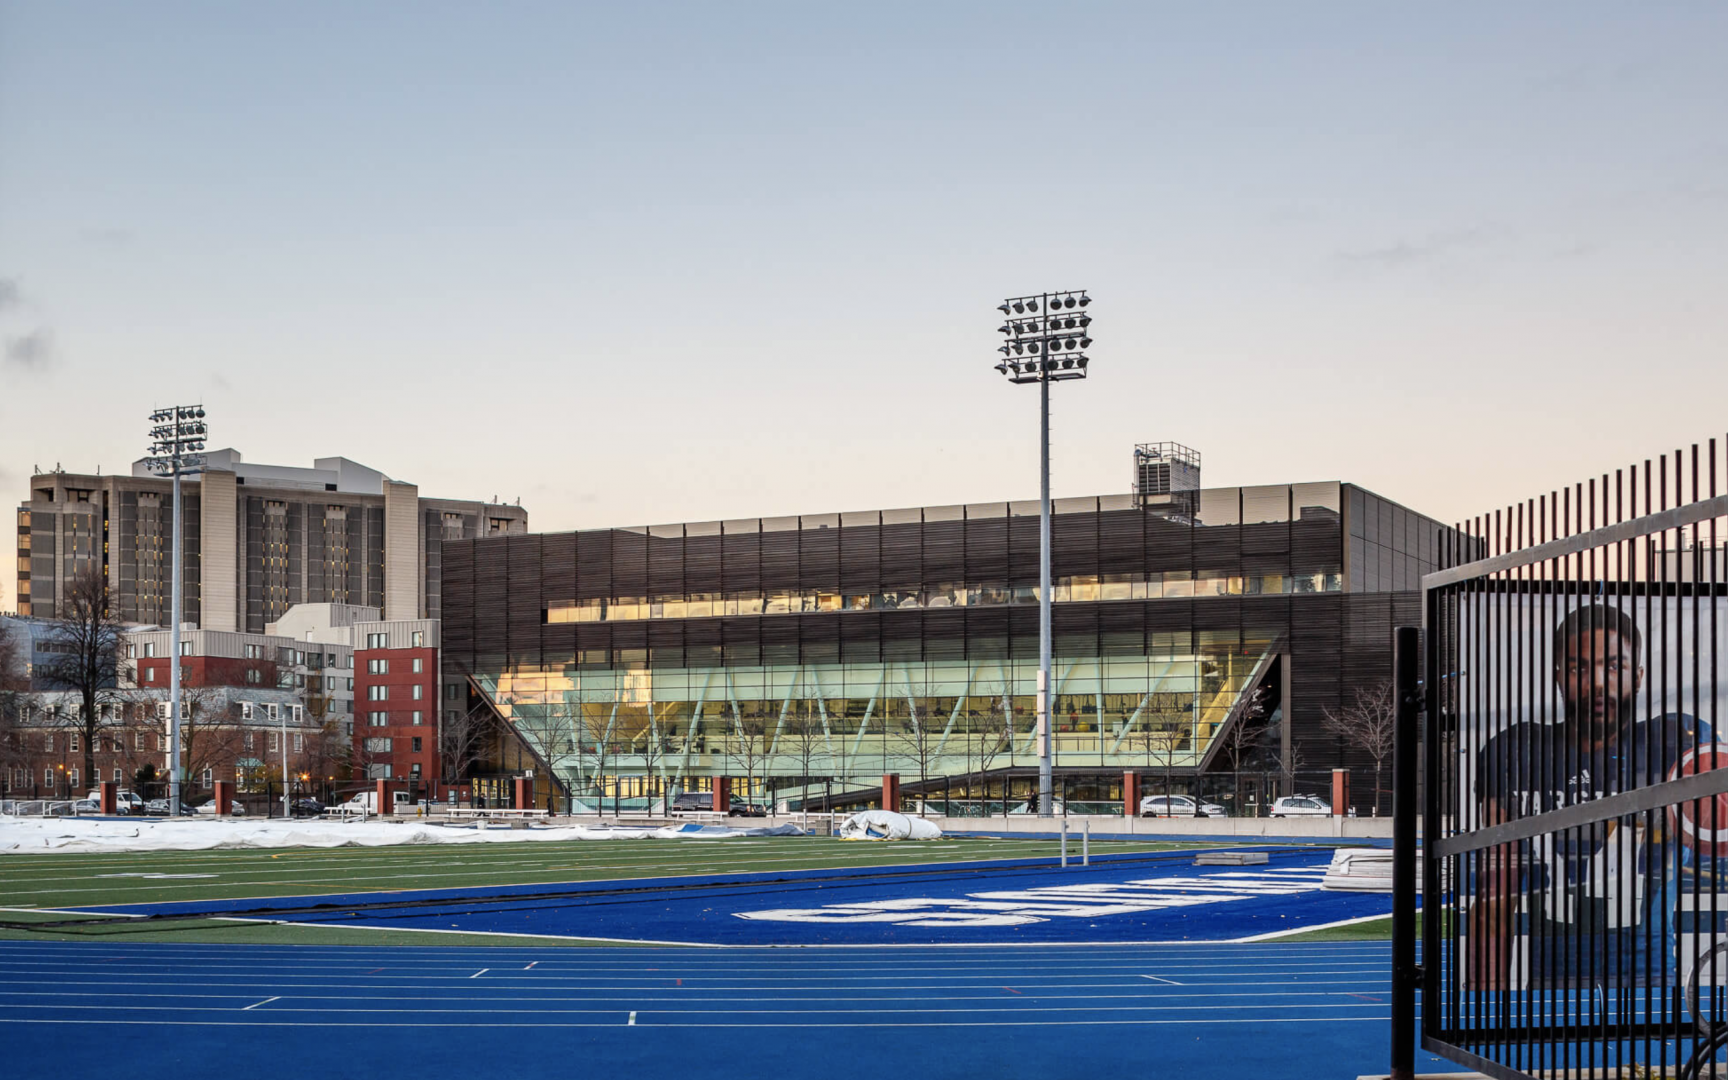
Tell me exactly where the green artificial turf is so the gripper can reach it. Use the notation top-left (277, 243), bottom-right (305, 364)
top-left (0, 835), bottom-right (1207, 917)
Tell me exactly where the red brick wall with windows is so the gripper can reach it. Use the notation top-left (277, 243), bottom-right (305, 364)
top-left (352, 646), bottom-right (439, 783)
top-left (137, 656), bottom-right (278, 690)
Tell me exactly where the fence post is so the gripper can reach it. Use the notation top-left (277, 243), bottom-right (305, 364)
top-left (1391, 625), bottom-right (1421, 1080)
top-left (1059, 819), bottom-right (1068, 867)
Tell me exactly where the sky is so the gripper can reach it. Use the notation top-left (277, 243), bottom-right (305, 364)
top-left (2, 2), bottom-right (1726, 602)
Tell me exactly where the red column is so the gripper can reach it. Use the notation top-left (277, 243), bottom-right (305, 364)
top-left (1123, 771), bottom-right (1140, 819)
top-left (513, 776), bottom-right (535, 811)
top-left (712, 776), bottom-right (731, 813)
top-left (213, 780), bottom-right (236, 816)
top-left (882, 773), bottom-right (900, 813)
top-left (98, 781), bottom-right (118, 815)
top-left (1331, 768), bottom-right (1350, 816)
top-left (375, 778), bottom-right (392, 814)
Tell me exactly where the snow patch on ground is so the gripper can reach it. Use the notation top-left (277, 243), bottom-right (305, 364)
top-left (0, 815), bottom-right (804, 854)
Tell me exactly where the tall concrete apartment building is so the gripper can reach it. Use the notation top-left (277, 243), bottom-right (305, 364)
top-left (15, 451), bottom-right (528, 632)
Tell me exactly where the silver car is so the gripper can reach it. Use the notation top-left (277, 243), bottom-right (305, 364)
top-left (1269, 795), bottom-right (1333, 817)
top-left (1139, 794), bottom-right (1227, 818)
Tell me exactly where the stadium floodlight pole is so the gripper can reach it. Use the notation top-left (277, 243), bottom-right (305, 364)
top-left (994, 291), bottom-right (1092, 818)
top-left (143, 404), bottom-right (208, 816)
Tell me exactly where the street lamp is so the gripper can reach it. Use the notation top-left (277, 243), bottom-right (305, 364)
top-left (993, 291), bottom-right (1091, 818)
top-left (143, 404), bottom-right (207, 817)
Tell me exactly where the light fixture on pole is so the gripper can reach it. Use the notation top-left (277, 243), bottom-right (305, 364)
top-left (143, 404), bottom-right (207, 817)
top-left (992, 292), bottom-right (1091, 819)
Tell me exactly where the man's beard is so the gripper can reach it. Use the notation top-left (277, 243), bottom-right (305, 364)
top-left (1565, 690), bottom-right (1636, 740)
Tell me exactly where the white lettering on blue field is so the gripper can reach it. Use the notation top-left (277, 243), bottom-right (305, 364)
top-left (734, 867), bottom-right (1327, 928)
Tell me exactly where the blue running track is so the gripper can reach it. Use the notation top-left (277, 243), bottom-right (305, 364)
top-left (0, 939), bottom-right (1471, 1080)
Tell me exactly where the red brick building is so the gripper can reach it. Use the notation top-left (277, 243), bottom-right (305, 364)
top-left (353, 619), bottom-right (439, 782)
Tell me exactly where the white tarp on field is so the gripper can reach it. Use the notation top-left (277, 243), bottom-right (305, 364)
top-left (836, 810), bottom-right (943, 841)
top-left (0, 816), bottom-right (805, 855)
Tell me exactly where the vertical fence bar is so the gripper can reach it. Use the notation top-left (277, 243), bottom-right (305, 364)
top-left (1393, 624), bottom-right (1422, 1080)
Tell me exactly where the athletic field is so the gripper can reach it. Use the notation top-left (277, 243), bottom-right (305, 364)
top-left (2, 834), bottom-right (1436, 1079)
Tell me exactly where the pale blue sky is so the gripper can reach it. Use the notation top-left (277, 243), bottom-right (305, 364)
top-left (2, 3), bottom-right (1726, 589)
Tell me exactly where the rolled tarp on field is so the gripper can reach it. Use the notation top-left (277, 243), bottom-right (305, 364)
top-left (837, 810), bottom-right (942, 841)
top-left (1320, 846), bottom-right (1405, 892)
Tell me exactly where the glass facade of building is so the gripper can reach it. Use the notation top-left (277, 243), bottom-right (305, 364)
top-left (442, 482), bottom-right (1455, 809)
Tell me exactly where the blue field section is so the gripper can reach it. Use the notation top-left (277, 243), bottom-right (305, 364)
top-left (0, 939), bottom-right (1468, 1080)
top-left (75, 848), bottom-right (1393, 945)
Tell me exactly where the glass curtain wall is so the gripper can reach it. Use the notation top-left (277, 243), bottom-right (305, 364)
top-left (472, 638), bottom-right (1272, 804)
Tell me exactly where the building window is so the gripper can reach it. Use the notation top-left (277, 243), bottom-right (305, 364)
top-left (180, 641), bottom-right (193, 656)
top-left (135, 732), bottom-right (146, 751)
top-left (369, 711), bottom-right (388, 727)
top-left (244, 644), bottom-right (261, 660)
top-left (246, 668), bottom-right (262, 684)
top-left (142, 642), bottom-right (156, 658)
top-left (367, 659), bottom-right (388, 674)
top-left (266, 704), bottom-right (279, 721)
top-left (364, 737), bottom-right (392, 753)
top-left (268, 732), bottom-right (279, 752)
top-left (145, 668), bottom-right (157, 683)
top-left (68, 768), bottom-right (78, 789)
top-left (445, 684), bottom-right (460, 700)
top-left (201, 768), bottom-right (213, 790)
top-left (43, 732), bottom-right (52, 752)
top-left (244, 732), bottom-right (254, 750)
top-left (241, 702), bottom-right (254, 720)
top-left (44, 767), bottom-right (53, 787)
top-left (69, 733), bottom-right (79, 753)
top-left (368, 685), bottom-right (387, 701)
top-left (112, 767), bottom-right (122, 782)
top-left (412, 684), bottom-right (424, 700)
top-left (346, 678), bottom-right (354, 691)
top-left (411, 737), bottom-right (422, 753)
top-left (412, 657), bottom-right (424, 673)
top-left (411, 631), bottom-right (425, 648)
top-left (126, 644), bottom-right (136, 659)
top-left (293, 733), bottom-right (303, 752)
top-left (366, 632), bottom-right (388, 649)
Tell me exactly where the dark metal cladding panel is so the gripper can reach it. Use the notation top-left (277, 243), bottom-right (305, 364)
top-left (506, 534), bottom-right (544, 663)
top-left (922, 521), bottom-right (964, 587)
top-left (1241, 518), bottom-right (1291, 557)
top-left (963, 606), bottom-right (1011, 659)
top-left (799, 612), bottom-right (841, 666)
top-left (1287, 592), bottom-right (1345, 763)
top-left (963, 515), bottom-right (1009, 586)
top-left (541, 533), bottom-right (577, 601)
top-left (441, 540), bottom-right (475, 663)
top-left (761, 609), bottom-right (800, 665)
top-left (1097, 508), bottom-right (1144, 580)
top-left (1192, 522), bottom-right (1239, 573)
top-left (1052, 603), bottom-right (1099, 659)
top-left (716, 614), bottom-right (759, 661)
top-left (575, 624), bottom-right (611, 654)
top-left (1144, 511), bottom-right (1193, 576)
top-left (471, 536), bottom-right (511, 652)
top-left (684, 534), bottom-right (723, 596)
top-left (1097, 602), bottom-right (1146, 657)
top-left (840, 611), bottom-right (881, 664)
top-left (799, 524), bottom-right (840, 594)
top-left (610, 530), bottom-right (648, 599)
top-left (879, 522), bottom-right (922, 591)
top-left (760, 529), bottom-right (801, 593)
top-left (1008, 606), bottom-right (1042, 660)
top-left (1051, 511), bottom-right (1098, 580)
top-left (922, 609), bottom-right (965, 661)
top-left (648, 533), bottom-right (684, 599)
top-left (838, 524), bottom-right (881, 594)
top-left (880, 610), bottom-right (924, 661)
top-left (723, 530), bottom-right (761, 595)
top-left (1290, 514), bottom-right (1343, 577)
top-left (576, 529), bottom-right (612, 602)
top-left (1008, 514), bottom-right (1041, 587)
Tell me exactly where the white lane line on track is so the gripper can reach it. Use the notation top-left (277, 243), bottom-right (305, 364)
top-left (240, 997), bottom-right (280, 1011)
top-left (0, 1015), bottom-right (1393, 1028)
top-left (0, 989), bottom-right (1394, 1005)
top-left (1233, 912), bottom-right (1398, 942)
top-left (627, 1011), bottom-right (636, 1025)
top-left (524, 962), bottom-right (537, 970)
top-left (470, 969), bottom-right (488, 979)
top-left (0, 978), bottom-right (1392, 994)
top-left (1139, 975), bottom-right (1182, 985)
top-left (0, 1001), bottom-right (1392, 1016)
top-left (0, 961), bottom-right (1392, 978)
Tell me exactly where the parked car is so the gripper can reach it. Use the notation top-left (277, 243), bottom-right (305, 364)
top-left (727, 798), bottom-right (768, 817)
top-left (290, 798), bottom-right (325, 818)
top-left (68, 798), bottom-right (100, 814)
top-left (144, 798), bottom-right (170, 815)
top-left (669, 792), bottom-right (719, 813)
top-left (1269, 795), bottom-right (1332, 818)
top-left (189, 798), bottom-right (247, 816)
top-left (1139, 794), bottom-right (1227, 818)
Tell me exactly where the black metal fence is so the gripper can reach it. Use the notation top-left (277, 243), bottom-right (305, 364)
top-left (1402, 443), bottom-right (1728, 1080)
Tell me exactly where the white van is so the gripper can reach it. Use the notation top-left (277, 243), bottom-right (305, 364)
top-left (85, 790), bottom-right (145, 815)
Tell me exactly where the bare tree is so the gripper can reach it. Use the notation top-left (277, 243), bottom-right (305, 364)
top-left (176, 687), bottom-right (245, 796)
top-left (778, 702), bottom-right (828, 819)
top-left (35, 565), bottom-right (128, 790)
top-left (724, 712), bottom-right (772, 812)
top-left (438, 703), bottom-right (491, 791)
top-left (1319, 680), bottom-right (1396, 815)
top-left (0, 613), bottom-right (26, 780)
top-left (1134, 723), bottom-right (1186, 809)
top-left (1215, 687), bottom-right (1271, 816)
